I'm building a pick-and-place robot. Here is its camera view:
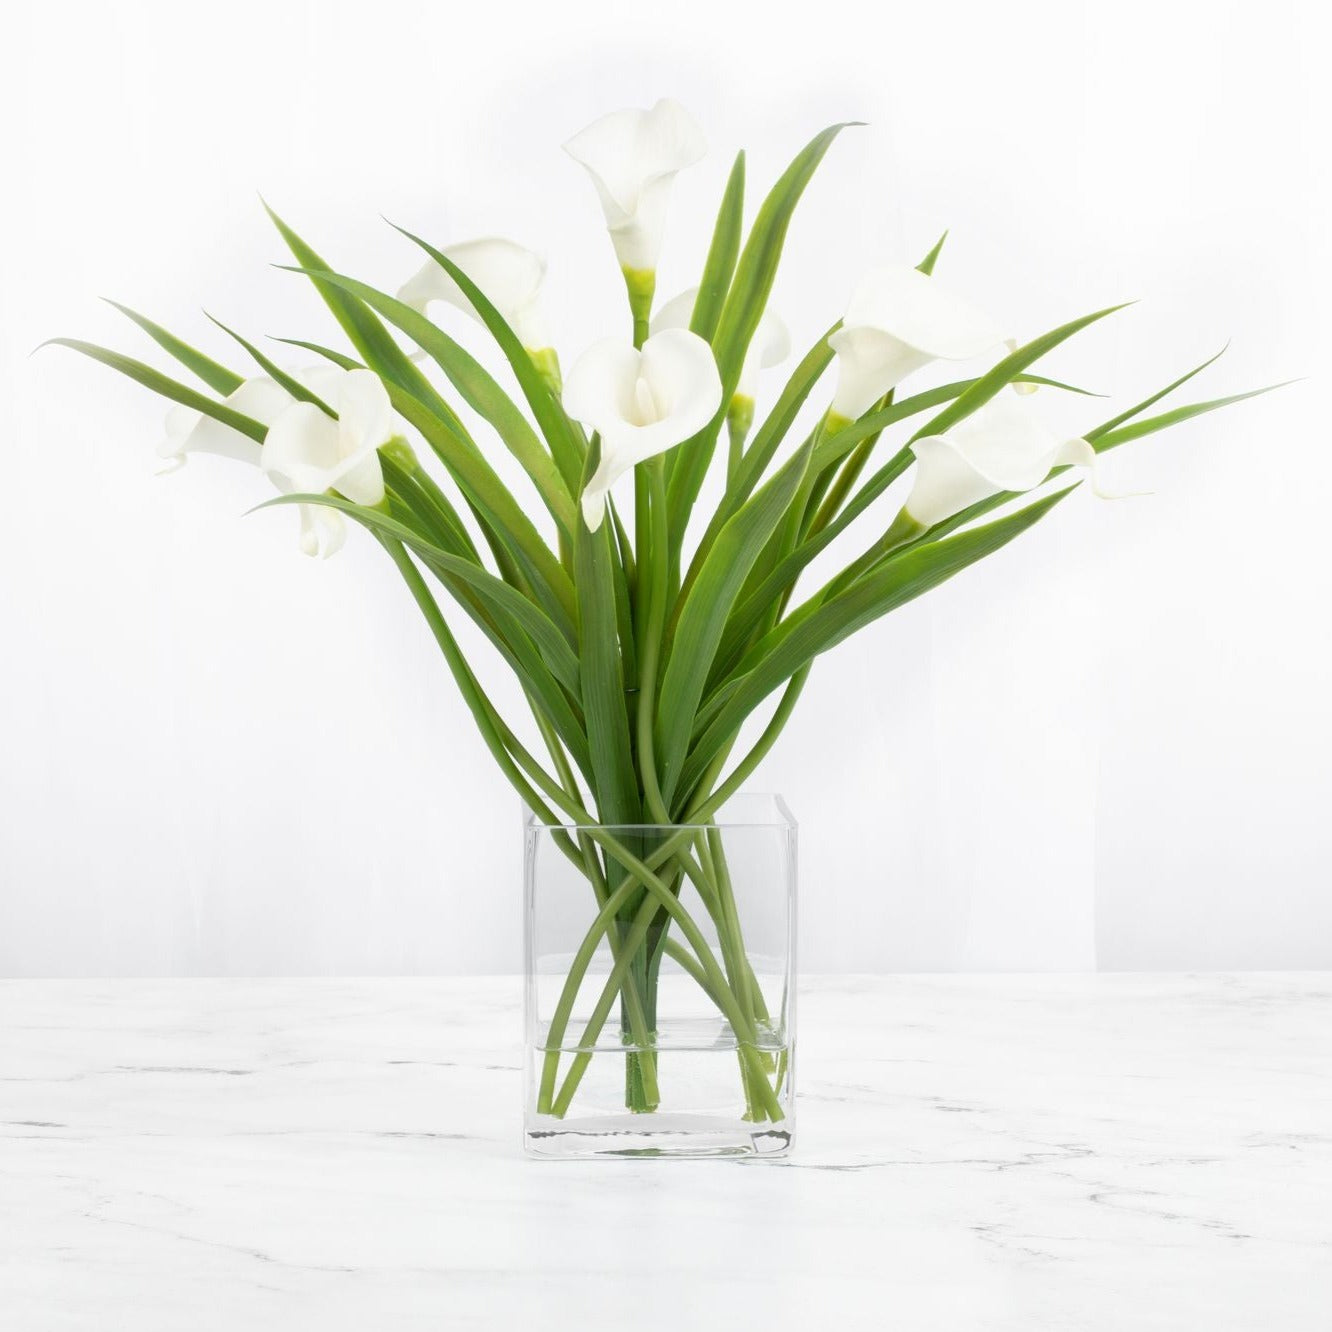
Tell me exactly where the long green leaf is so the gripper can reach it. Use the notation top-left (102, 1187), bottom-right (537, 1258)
top-left (264, 204), bottom-right (449, 412)
top-left (910, 302), bottom-right (1133, 445)
top-left (103, 301), bottom-right (243, 394)
top-left (285, 266), bottom-right (575, 533)
top-left (380, 381), bottom-right (577, 629)
top-left (206, 315), bottom-right (334, 415)
top-left (268, 336), bottom-right (362, 370)
top-left (47, 339), bottom-right (266, 441)
top-left (667, 124), bottom-right (857, 538)
top-left (682, 487), bottom-right (1076, 792)
top-left (1091, 382), bottom-right (1294, 450)
top-left (257, 492), bottom-right (588, 767)
top-left (656, 435), bottom-right (814, 802)
top-left (575, 513), bottom-right (639, 824)
top-left (1086, 344), bottom-right (1228, 441)
top-left (690, 151), bottom-right (746, 343)
top-left (681, 326), bottom-right (838, 593)
top-left (389, 223), bottom-right (587, 491)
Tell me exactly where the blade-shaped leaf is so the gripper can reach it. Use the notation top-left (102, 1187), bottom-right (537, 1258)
top-left (264, 204), bottom-right (451, 414)
top-left (681, 325), bottom-right (837, 591)
top-left (667, 124), bottom-right (857, 539)
top-left (389, 223), bottom-right (587, 491)
top-left (256, 492), bottom-right (588, 770)
top-left (910, 302), bottom-right (1133, 444)
top-left (269, 336), bottom-right (362, 370)
top-left (656, 435), bottom-right (814, 804)
top-left (1091, 381), bottom-right (1296, 452)
top-left (1086, 344), bottom-right (1228, 440)
top-left (575, 514), bottom-right (640, 824)
top-left (285, 266), bottom-right (575, 534)
top-left (681, 486), bottom-right (1076, 793)
top-left (381, 380), bottom-right (577, 629)
top-left (689, 151), bottom-right (746, 343)
top-left (47, 339), bottom-right (266, 441)
top-left (916, 230), bottom-right (948, 277)
top-left (206, 314), bottom-right (334, 415)
top-left (103, 301), bottom-right (243, 395)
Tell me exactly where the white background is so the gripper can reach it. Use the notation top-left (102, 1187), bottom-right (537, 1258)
top-left (2, 0), bottom-right (1327, 977)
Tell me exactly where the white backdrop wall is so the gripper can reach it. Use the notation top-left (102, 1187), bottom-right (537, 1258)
top-left (2, 0), bottom-right (1328, 976)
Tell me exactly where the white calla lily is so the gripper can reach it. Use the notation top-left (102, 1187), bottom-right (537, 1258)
top-left (563, 329), bottom-right (722, 530)
top-left (261, 368), bottom-right (391, 509)
top-left (651, 287), bottom-right (790, 400)
top-left (159, 366), bottom-right (394, 558)
top-left (158, 376), bottom-right (294, 466)
top-left (563, 99), bottom-right (706, 275)
top-left (397, 237), bottom-right (551, 353)
top-left (829, 265), bottom-right (1006, 422)
top-left (904, 394), bottom-right (1096, 528)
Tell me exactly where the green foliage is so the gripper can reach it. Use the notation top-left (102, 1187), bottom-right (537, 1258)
top-left (55, 122), bottom-right (1282, 836)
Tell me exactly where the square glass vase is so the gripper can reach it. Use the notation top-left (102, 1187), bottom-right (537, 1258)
top-left (524, 793), bottom-right (796, 1159)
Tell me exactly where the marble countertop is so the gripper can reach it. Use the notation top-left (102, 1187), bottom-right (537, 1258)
top-left (1, 974), bottom-right (1328, 1330)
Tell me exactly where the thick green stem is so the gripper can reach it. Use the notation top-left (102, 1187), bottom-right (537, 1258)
top-left (538, 829), bottom-right (783, 1122)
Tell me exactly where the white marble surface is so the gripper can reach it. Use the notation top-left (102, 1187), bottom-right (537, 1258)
top-left (1, 974), bottom-right (1329, 1330)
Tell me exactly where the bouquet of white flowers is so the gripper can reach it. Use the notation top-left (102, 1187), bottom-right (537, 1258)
top-left (55, 99), bottom-right (1279, 1151)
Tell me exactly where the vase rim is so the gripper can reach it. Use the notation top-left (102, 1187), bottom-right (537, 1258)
top-left (522, 791), bottom-right (797, 833)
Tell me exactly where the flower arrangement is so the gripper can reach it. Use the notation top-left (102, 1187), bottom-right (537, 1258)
top-left (55, 99), bottom-right (1278, 1142)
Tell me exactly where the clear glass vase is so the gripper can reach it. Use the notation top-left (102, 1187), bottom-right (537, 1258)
top-left (524, 793), bottom-right (796, 1159)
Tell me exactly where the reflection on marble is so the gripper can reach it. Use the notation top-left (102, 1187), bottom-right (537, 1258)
top-left (0, 974), bottom-right (1329, 1329)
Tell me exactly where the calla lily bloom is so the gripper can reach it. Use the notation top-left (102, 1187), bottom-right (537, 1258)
top-left (159, 376), bottom-right (295, 467)
top-left (261, 368), bottom-right (391, 507)
top-left (398, 237), bottom-right (552, 354)
top-left (563, 99), bottom-right (706, 275)
top-left (828, 265), bottom-right (1005, 423)
top-left (653, 286), bottom-right (789, 451)
top-left (160, 366), bottom-right (394, 558)
top-left (904, 394), bottom-right (1096, 528)
top-left (563, 329), bottom-right (722, 530)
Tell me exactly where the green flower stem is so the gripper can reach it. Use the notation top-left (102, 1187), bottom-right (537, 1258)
top-left (623, 267), bottom-right (656, 351)
top-left (823, 508), bottom-right (925, 598)
top-left (549, 864), bottom-right (782, 1122)
top-left (624, 456), bottom-right (674, 1107)
top-left (540, 829), bottom-right (783, 1122)
top-left (726, 396), bottom-right (755, 483)
top-left (797, 404), bottom-right (876, 540)
top-left (529, 346), bottom-right (562, 398)
top-left (539, 677), bottom-right (803, 1120)
top-left (637, 458), bottom-right (673, 824)
top-left (525, 698), bottom-right (661, 1111)
top-left (537, 659), bottom-right (815, 1122)
top-left (546, 823), bottom-right (786, 1122)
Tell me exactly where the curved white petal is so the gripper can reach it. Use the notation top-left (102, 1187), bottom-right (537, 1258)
top-left (294, 364), bottom-right (351, 402)
top-left (564, 99), bottom-right (705, 272)
top-left (397, 237), bottom-right (551, 351)
top-left (828, 326), bottom-right (935, 421)
top-left (562, 339), bottom-right (644, 433)
top-left (737, 305), bottom-right (791, 400)
top-left (158, 376), bottom-right (294, 466)
top-left (564, 328), bottom-right (722, 529)
top-left (654, 286), bottom-right (788, 400)
top-left (297, 504), bottom-right (347, 559)
top-left (261, 402), bottom-right (342, 493)
top-left (649, 287), bottom-right (699, 336)
top-left (260, 369), bottom-right (390, 508)
top-left (905, 395), bottom-right (1095, 526)
top-left (830, 265), bottom-right (1005, 419)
